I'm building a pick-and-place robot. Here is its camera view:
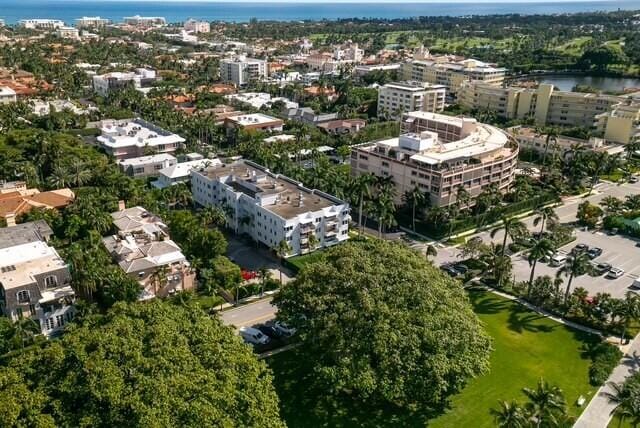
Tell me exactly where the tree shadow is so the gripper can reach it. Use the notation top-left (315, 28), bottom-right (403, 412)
top-left (507, 305), bottom-right (556, 334)
top-left (467, 290), bottom-right (512, 315)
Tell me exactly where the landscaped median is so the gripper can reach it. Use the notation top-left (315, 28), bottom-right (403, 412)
top-left (266, 288), bottom-right (600, 427)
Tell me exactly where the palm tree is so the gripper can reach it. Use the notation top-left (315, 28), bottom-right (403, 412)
top-left (491, 216), bottom-right (528, 256)
top-left (605, 378), bottom-right (640, 428)
top-left (403, 186), bottom-right (427, 232)
top-left (47, 163), bottom-right (71, 188)
top-left (257, 266), bottom-right (271, 296)
top-left (275, 239), bottom-right (292, 284)
top-left (490, 400), bottom-right (527, 428)
top-left (351, 174), bottom-right (375, 235)
top-left (199, 205), bottom-right (226, 228)
top-left (522, 379), bottom-right (567, 427)
top-left (307, 233), bottom-right (319, 252)
top-left (600, 196), bottom-right (624, 217)
top-left (150, 265), bottom-right (170, 296)
top-left (527, 238), bottom-right (555, 297)
top-left (533, 206), bottom-right (558, 235)
top-left (615, 292), bottom-right (640, 344)
top-left (9, 317), bottom-right (41, 350)
top-left (556, 253), bottom-right (592, 305)
top-left (69, 160), bottom-right (92, 188)
top-left (541, 128), bottom-right (558, 166)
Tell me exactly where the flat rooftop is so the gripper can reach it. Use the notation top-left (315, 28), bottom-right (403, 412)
top-left (98, 118), bottom-right (185, 148)
top-left (0, 220), bottom-right (52, 250)
top-left (382, 81), bottom-right (446, 91)
top-left (197, 160), bottom-right (343, 219)
top-left (118, 153), bottom-right (176, 167)
top-left (227, 113), bottom-right (282, 126)
top-left (0, 241), bottom-right (66, 289)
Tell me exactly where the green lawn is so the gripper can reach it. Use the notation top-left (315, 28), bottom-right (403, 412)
top-left (267, 290), bottom-right (599, 427)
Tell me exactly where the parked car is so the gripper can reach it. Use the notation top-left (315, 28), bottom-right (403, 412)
top-left (587, 247), bottom-right (603, 259)
top-left (452, 263), bottom-right (469, 275)
top-left (571, 244), bottom-right (589, 255)
top-left (550, 253), bottom-right (567, 267)
top-left (606, 268), bottom-right (625, 279)
top-left (593, 262), bottom-right (612, 275)
top-left (257, 324), bottom-right (283, 339)
top-left (630, 278), bottom-right (640, 290)
top-left (630, 176), bottom-right (639, 183)
top-left (274, 321), bottom-right (297, 337)
top-left (440, 264), bottom-right (460, 277)
top-left (239, 327), bottom-right (270, 345)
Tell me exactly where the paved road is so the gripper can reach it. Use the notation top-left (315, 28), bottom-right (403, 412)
top-left (219, 298), bottom-right (277, 328)
top-left (574, 336), bottom-right (640, 428)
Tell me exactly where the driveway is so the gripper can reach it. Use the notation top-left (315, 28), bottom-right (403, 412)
top-left (219, 298), bottom-right (277, 328)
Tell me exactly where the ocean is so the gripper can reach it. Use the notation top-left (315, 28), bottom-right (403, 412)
top-left (0, 0), bottom-right (639, 25)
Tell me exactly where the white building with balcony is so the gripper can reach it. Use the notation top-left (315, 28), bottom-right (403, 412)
top-left (184, 19), bottom-right (210, 33)
top-left (191, 160), bottom-right (350, 256)
top-left (377, 81), bottom-right (446, 120)
top-left (220, 57), bottom-right (268, 87)
top-left (19, 19), bottom-right (65, 30)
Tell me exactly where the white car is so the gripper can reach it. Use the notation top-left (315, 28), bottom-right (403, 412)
top-left (239, 327), bottom-right (270, 345)
top-left (606, 268), bottom-right (625, 279)
top-left (274, 321), bottom-right (297, 337)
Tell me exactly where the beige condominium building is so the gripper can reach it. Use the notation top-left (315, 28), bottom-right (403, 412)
top-left (351, 111), bottom-right (518, 208)
top-left (459, 81), bottom-right (640, 144)
top-left (377, 81), bottom-right (446, 120)
top-left (403, 55), bottom-right (506, 97)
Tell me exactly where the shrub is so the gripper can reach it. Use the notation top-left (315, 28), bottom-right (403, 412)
top-left (587, 342), bottom-right (623, 386)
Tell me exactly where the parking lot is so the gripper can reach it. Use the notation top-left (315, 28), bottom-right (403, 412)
top-left (512, 228), bottom-right (640, 298)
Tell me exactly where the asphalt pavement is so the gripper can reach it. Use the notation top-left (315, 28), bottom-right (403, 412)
top-left (219, 297), bottom-right (277, 328)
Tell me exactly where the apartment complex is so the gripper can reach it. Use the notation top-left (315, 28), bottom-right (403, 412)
top-left (55, 26), bottom-right (80, 40)
top-left (123, 16), bottom-right (166, 27)
top-left (224, 113), bottom-right (284, 133)
top-left (377, 81), bottom-right (446, 120)
top-left (184, 19), bottom-right (210, 33)
top-left (219, 57), bottom-right (268, 87)
top-left (403, 55), bottom-right (506, 97)
top-left (118, 153), bottom-right (177, 178)
top-left (96, 118), bottom-right (185, 161)
top-left (191, 160), bottom-right (350, 256)
top-left (0, 221), bottom-right (75, 337)
top-left (509, 126), bottom-right (624, 156)
top-left (75, 16), bottom-right (111, 29)
top-left (19, 19), bottom-right (65, 30)
top-left (0, 87), bottom-right (17, 104)
top-left (102, 205), bottom-right (195, 300)
top-left (351, 111), bottom-right (518, 207)
top-left (459, 81), bottom-right (640, 144)
top-left (152, 158), bottom-right (222, 189)
top-left (92, 69), bottom-right (158, 96)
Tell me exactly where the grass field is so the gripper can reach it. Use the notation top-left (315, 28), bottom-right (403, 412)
top-left (267, 290), bottom-right (599, 427)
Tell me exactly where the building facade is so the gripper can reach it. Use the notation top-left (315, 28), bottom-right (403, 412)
top-left (19, 19), bottom-right (65, 30)
top-left (0, 87), bottom-right (17, 104)
top-left (123, 16), bottom-right (166, 27)
top-left (219, 57), bottom-right (268, 87)
top-left (0, 221), bottom-right (75, 337)
top-left (184, 19), bottom-right (210, 33)
top-left (224, 113), bottom-right (284, 133)
top-left (191, 160), bottom-right (350, 256)
top-left (351, 111), bottom-right (519, 207)
top-left (96, 118), bottom-right (185, 161)
top-left (118, 154), bottom-right (177, 178)
top-left (377, 81), bottom-right (446, 120)
top-left (75, 16), bottom-right (111, 28)
top-left (92, 68), bottom-right (158, 96)
top-left (55, 26), bottom-right (80, 40)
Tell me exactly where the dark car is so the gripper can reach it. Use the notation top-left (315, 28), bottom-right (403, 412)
top-left (572, 244), bottom-right (589, 255)
top-left (440, 264), bottom-right (460, 277)
top-left (587, 247), bottom-right (603, 259)
top-left (257, 324), bottom-right (283, 339)
top-left (593, 262), bottom-right (612, 276)
top-left (452, 264), bottom-right (469, 275)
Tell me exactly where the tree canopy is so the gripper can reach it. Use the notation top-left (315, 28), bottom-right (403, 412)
top-left (274, 239), bottom-right (491, 410)
top-left (1, 301), bottom-right (284, 428)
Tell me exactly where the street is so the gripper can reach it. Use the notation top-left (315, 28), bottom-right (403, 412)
top-left (219, 297), bottom-right (278, 328)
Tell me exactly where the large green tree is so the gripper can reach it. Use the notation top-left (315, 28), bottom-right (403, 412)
top-left (3, 301), bottom-right (284, 427)
top-left (274, 240), bottom-right (491, 410)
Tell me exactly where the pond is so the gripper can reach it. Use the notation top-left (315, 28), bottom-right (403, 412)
top-left (533, 74), bottom-right (640, 93)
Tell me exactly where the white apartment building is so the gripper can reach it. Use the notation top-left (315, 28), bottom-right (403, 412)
top-left (123, 15), bottom-right (166, 27)
top-left (404, 55), bottom-right (506, 97)
top-left (75, 16), bottom-right (111, 29)
top-left (334, 43), bottom-right (364, 62)
top-left (184, 19), bottom-right (210, 33)
top-left (224, 113), bottom-right (284, 133)
top-left (19, 19), bottom-right (65, 30)
top-left (354, 63), bottom-right (402, 78)
top-left (351, 111), bottom-right (518, 207)
top-left (225, 92), bottom-right (298, 110)
top-left (219, 57), bottom-right (268, 87)
top-left (92, 68), bottom-right (158, 96)
top-left (509, 126), bottom-right (624, 156)
top-left (96, 118), bottom-right (185, 161)
top-left (0, 87), bottom-right (17, 104)
top-left (152, 158), bottom-right (222, 189)
top-left (56, 26), bottom-right (80, 40)
top-left (30, 99), bottom-right (97, 116)
top-left (377, 81), bottom-right (446, 120)
top-left (0, 221), bottom-right (75, 337)
top-left (118, 153), bottom-right (177, 178)
top-left (191, 160), bottom-right (350, 256)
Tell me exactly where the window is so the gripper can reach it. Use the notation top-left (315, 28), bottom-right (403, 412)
top-left (45, 317), bottom-right (55, 330)
top-left (56, 315), bottom-right (64, 327)
top-left (1, 265), bottom-right (16, 273)
top-left (16, 290), bottom-right (29, 303)
top-left (44, 275), bottom-right (58, 288)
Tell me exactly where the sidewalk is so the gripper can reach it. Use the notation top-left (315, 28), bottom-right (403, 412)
top-left (574, 335), bottom-right (640, 428)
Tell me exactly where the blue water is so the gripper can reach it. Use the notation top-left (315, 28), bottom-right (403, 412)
top-left (0, 1), bottom-right (638, 24)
